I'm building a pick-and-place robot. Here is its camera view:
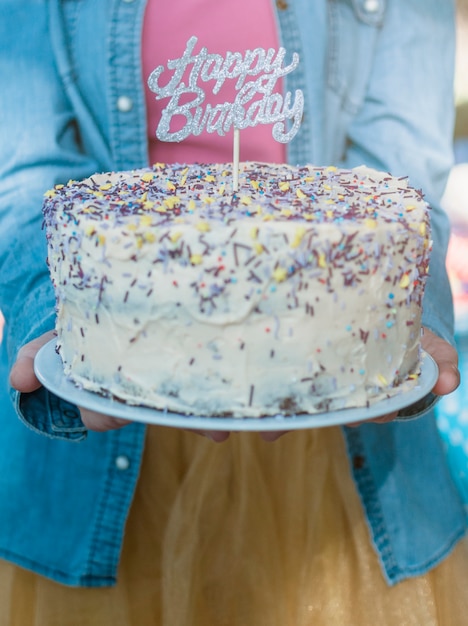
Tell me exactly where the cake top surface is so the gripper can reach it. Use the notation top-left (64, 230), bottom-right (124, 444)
top-left (43, 161), bottom-right (428, 229)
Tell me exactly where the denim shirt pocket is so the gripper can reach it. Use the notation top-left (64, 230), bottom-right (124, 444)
top-left (327, 0), bottom-right (385, 115)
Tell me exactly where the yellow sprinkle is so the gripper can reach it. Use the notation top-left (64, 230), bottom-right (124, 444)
top-left (180, 168), bottom-right (189, 186)
top-left (142, 200), bottom-right (155, 210)
top-left (323, 184), bottom-right (331, 191)
top-left (205, 175), bottom-right (215, 183)
top-left (272, 267), bottom-right (288, 282)
top-left (326, 209), bottom-right (334, 218)
top-left (419, 222), bottom-right (426, 236)
top-left (93, 191), bottom-right (104, 198)
top-left (203, 197), bottom-right (215, 205)
top-left (188, 200), bottom-right (196, 211)
top-left (304, 213), bottom-right (315, 221)
top-left (143, 232), bottom-right (156, 243)
top-left (326, 166), bottom-right (337, 172)
top-left (98, 234), bottom-right (106, 246)
top-left (141, 172), bottom-right (154, 183)
top-left (262, 214), bottom-right (274, 221)
top-left (296, 188), bottom-right (307, 199)
top-left (318, 252), bottom-right (327, 268)
top-left (44, 189), bottom-right (56, 198)
top-left (85, 225), bottom-right (96, 236)
top-left (99, 183), bottom-right (112, 191)
top-left (166, 181), bottom-right (176, 192)
top-left (254, 242), bottom-right (264, 254)
top-left (399, 273), bottom-right (410, 289)
top-left (250, 226), bottom-right (259, 240)
top-left (250, 180), bottom-right (260, 191)
top-left (377, 374), bottom-right (388, 386)
top-left (279, 181), bottom-right (290, 192)
top-left (290, 226), bottom-right (307, 248)
top-left (280, 208), bottom-right (293, 217)
top-left (196, 221), bottom-right (211, 232)
top-left (155, 205), bottom-right (167, 213)
top-left (190, 254), bottom-right (203, 265)
top-left (169, 231), bottom-right (182, 243)
top-left (139, 215), bottom-right (152, 227)
top-left (240, 195), bottom-right (252, 206)
top-left (164, 197), bottom-right (180, 209)
top-left (153, 162), bottom-right (165, 169)
top-left (56, 184), bottom-right (65, 189)
top-left (364, 219), bottom-right (377, 229)
top-left (127, 223), bottom-right (137, 231)
top-left (405, 204), bottom-right (416, 212)
top-left (140, 191), bottom-right (148, 202)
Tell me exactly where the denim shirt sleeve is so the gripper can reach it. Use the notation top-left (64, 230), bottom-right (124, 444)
top-left (0, 2), bottom-right (100, 438)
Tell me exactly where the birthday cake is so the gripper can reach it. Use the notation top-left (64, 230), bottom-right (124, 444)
top-left (43, 161), bottom-right (431, 417)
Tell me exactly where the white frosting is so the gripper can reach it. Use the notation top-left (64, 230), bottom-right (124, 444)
top-left (43, 162), bottom-right (431, 417)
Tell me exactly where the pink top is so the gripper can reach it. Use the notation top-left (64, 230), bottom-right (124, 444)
top-left (142, 0), bottom-right (285, 165)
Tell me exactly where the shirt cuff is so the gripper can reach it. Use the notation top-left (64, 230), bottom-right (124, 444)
top-left (6, 282), bottom-right (87, 440)
top-left (13, 385), bottom-right (87, 441)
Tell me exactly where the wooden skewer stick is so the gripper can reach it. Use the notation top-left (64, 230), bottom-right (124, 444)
top-left (233, 127), bottom-right (240, 192)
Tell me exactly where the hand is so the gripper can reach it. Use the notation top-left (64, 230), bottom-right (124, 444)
top-left (9, 330), bottom-right (129, 430)
top-left (421, 327), bottom-right (460, 395)
top-left (346, 327), bottom-right (460, 427)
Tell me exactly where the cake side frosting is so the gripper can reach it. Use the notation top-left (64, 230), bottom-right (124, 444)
top-left (43, 162), bottom-right (431, 417)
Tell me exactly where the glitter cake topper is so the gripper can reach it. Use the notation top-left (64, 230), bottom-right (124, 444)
top-left (147, 36), bottom-right (304, 144)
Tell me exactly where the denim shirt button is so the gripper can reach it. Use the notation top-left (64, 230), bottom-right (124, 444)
top-left (117, 96), bottom-right (134, 112)
top-left (363, 0), bottom-right (380, 12)
top-left (115, 455), bottom-right (130, 471)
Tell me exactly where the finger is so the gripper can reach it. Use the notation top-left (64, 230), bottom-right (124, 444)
top-left (431, 358), bottom-right (460, 396)
top-left (204, 431), bottom-right (231, 442)
top-left (186, 428), bottom-right (230, 442)
top-left (9, 330), bottom-right (56, 392)
top-left (79, 407), bottom-right (131, 432)
top-left (421, 328), bottom-right (460, 396)
top-left (259, 430), bottom-right (289, 442)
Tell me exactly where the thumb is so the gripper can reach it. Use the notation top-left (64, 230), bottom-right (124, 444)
top-left (9, 330), bottom-right (56, 393)
top-left (421, 328), bottom-right (460, 396)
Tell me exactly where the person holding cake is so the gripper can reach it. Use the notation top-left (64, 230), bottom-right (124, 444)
top-left (1, 1), bottom-right (467, 624)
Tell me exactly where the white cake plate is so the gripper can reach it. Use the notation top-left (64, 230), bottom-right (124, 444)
top-left (34, 339), bottom-right (438, 431)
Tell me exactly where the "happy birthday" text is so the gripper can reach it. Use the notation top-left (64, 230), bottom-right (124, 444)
top-left (147, 36), bottom-right (304, 143)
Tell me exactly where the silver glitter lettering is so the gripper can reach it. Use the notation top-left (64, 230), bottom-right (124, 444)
top-left (147, 36), bottom-right (304, 144)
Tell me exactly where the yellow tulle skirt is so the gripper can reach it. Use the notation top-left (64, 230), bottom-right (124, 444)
top-left (2, 425), bottom-right (468, 626)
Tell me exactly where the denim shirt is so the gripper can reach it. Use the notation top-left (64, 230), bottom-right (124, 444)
top-left (0, 0), bottom-right (465, 587)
